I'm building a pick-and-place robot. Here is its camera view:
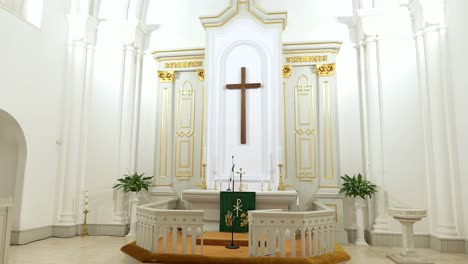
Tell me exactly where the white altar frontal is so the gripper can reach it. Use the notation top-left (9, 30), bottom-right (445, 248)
top-left (182, 190), bottom-right (297, 231)
top-left (151, 0), bottom-right (346, 243)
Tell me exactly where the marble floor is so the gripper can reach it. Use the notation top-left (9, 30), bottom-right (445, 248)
top-left (7, 236), bottom-right (468, 264)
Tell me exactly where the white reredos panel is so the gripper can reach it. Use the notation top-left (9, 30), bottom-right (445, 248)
top-left (203, 1), bottom-right (285, 185)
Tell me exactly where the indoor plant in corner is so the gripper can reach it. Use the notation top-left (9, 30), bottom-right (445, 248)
top-left (339, 173), bottom-right (378, 246)
top-left (113, 172), bottom-right (153, 237)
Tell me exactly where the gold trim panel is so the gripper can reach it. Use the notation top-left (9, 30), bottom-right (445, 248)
top-left (158, 71), bottom-right (175, 83)
top-left (293, 73), bottom-right (317, 182)
top-left (323, 81), bottom-right (335, 179)
top-left (316, 64), bottom-right (336, 77)
top-left (286, 55), bottom-right (328, 63)
top-left (175, 80), bottom-right (196, 180)
top-left (165, 61), bottom-right (203, 69)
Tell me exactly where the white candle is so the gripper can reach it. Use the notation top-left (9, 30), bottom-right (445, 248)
top-left (278, 146), bottom-right (283, 164)
top-left (202, 147), bottom-right (207, 163)
top-left (84, 190), bottom-right (89, 211)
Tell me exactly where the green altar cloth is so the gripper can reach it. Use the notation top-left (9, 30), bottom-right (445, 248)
top-left (219, 191), bottom-right (256, 233)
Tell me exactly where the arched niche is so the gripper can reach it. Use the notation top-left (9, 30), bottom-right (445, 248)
top-left (0, 109), bottom-right (27, 230)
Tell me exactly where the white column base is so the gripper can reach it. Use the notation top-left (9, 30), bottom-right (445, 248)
top-left (112, 213), bottom-right (129, 225)
top-left (387, 252), bottom-right (434, 264)
top-left (57, 213), bottom-right (75, 226)
top-left (436, 225), bottom-right (458, 237)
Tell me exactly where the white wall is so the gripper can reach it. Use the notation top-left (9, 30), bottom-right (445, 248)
top-left (447, 0), bottom-right (468, 239)
top-left (0, 0), bottom-right (67, 229)
top-left (377, 39), bottom-right (429, 233)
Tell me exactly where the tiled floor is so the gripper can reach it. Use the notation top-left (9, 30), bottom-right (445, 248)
top-left (7, 236), bottom-right (468, 264)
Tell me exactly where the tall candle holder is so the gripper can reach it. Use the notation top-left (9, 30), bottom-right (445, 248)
top-left (201, 164), bottom-right (207, 190)
top-left (267, 180), bottom-right (272, 191)
top-left (277, 164), bottom-right (285, 191)
top-left (81, 209), bottom-right (89, 237)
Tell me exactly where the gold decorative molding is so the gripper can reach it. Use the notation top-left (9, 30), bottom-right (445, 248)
top-left (286, 55), bottom-right (328, 63)
top-left (282, 65), bottom-right (292, 78)
top-left (197, 69), bottom-right (205, 81)
top-left (316, 64), bottom-right (336, 77)
top-left (165, 61), bottom-right (203, 69)
top-left (157, 71), bottom-right (175, 83)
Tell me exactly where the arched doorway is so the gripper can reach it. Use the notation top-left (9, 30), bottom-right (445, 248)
top-left (0, 109), bottom-right (27, 231)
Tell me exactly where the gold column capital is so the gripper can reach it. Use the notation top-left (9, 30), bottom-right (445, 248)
top-left (157, 71), bottom-right (175, 83)
top-left (197, 69), bottom-right (205, 81)
top-left (282, 65), bottom-right (292, 78)
top-left (316, 63), bottom-right (336, 77)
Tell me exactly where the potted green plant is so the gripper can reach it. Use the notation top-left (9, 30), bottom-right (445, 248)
top-left (339, 173), bottom-right (378, 246)
top-left (113, 172), bottom-right (153, 193)
top-left (113, 172), bottom-right (153, 237)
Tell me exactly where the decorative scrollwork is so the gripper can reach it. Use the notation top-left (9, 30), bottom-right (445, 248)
top-left (316, 63), bottom-right (336, 77)
top-left (196, 69), bottom-right (205, 81)
top-left (157, 71), bottom-right (175, 83)
top-left (282, 65), bottom-right (292, 78)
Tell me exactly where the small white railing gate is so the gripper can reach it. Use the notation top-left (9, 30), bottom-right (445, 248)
top-left (248, 202), bottom-right (336, 257)
top-left (135, 199), bottom-right (204, 255)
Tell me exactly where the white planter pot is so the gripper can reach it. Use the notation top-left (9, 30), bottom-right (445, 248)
top-left (126, 192), bottom-right (139, 237)
top-left (354, 197), bottom-right (368, 246)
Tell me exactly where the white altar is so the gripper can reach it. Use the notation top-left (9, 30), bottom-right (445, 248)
top-left (151, 0), bottom-right (346, 242)
top-left (182, 190), bottom-right (297, 231)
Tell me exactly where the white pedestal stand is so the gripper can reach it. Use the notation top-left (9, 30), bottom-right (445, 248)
top-left (126, 192), bottom-right (139, 237)
top-left (355, 197), bottom-right (368, 246)
top-left (387, 208), bottom-right (433, 264)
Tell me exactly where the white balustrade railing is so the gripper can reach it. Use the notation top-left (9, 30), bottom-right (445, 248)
top-left (135, 199), bottom-right (204, 255)
top-left (248, 202), bottom-right (336, 257)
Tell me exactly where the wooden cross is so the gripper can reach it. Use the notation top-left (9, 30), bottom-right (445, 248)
top-left (226, 67), bottom-right (261, 144)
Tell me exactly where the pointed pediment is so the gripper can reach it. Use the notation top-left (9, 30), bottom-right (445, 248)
top-left (200, 0), bottom-right (287, 30)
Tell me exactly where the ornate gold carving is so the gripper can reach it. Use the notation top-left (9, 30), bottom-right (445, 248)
top-left (157, 71), bottom-right (175, 83)
top-left (165, 61), bottom-right (203, 69)
top-left (286, 55), bottom-right (328, 63)
top-left (316, 64), bottom-right (336, 77)
top-left (176, 131), bottom-right (194, 137)
top-left (197, 69), bottom-right (205, 81)
top-left (282, 65), bottom-right (292, 78)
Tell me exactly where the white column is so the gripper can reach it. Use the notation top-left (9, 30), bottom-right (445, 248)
top-left (113, 44), bottom-right (142, 223)
top-left (414, 29), bottom-right (439, 237)
top-left (58, 41), bottom-right (89, 225)
top-left (422, 26), bottom-right (457, 236)
top-left (363, 35), bottom-right (388, 232)
top-left (57, 15), bottom-right (97, 225)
